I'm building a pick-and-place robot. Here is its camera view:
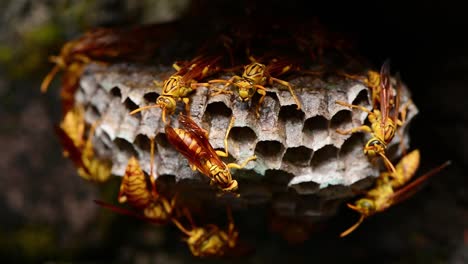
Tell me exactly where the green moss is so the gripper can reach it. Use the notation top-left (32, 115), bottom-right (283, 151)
top-left (0, 45), bottom-right (14, 63)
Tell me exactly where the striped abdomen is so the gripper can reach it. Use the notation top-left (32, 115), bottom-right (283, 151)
top-left (118, 157), bottom-right (152, 208)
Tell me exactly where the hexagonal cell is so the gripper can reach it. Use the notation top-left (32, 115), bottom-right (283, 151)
top-left (302, 115), bottom-right (329, 150)
top-left (282, 146), bottom-right (313, 167)
top-left (203, 101), bottom-right (232, 120)
top-left (351, 88), bottom-right (370, 107)
top-left (227, 126), bottom-right (257, 159)
top-left (143, 92), bottom-right (159, 104)
top-left (114, 137), bottom-right (138, 158)
top-left (279, 105), bottom-right (305, 147)
top-left (330, 109), bottom-right (352, 131)
top-left (310, 145), bottom-right (339, 168)
top-left (110, 86), bottom-right (122, 98)
top-left (254, 140), bottom-right (285, 168)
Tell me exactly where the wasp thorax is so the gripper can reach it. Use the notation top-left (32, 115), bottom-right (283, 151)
top-left (163, 75), bottom-right (182, 92)
top-left (243, 62), bottom-right (266, 82)
top-left (367, 70), bottom-right (380, 86)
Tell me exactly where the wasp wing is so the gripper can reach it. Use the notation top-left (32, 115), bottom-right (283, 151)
top-left (379, 59), bottom-right (391, 126)
top-left (386, 161), bottom-right (451, 210)
top-left (178, 114), bottom-right (227, 168)
top-left (177, 55), bottom-right (223, 82)
top-left (94, 200), bottom-right (167, 225)
top-left (54, 126), bottom-right (90, 175)
top-left (164, 124), bottom-right (215, 176)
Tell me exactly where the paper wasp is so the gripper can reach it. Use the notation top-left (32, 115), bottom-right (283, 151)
top-left (55, 105), bottom-right (112, 182)
top-left (130, 54), bottom-right (224, 123)
top-left (335, 62), bottom-right (410, 173)
top-left (209, 54), bottom-right (313, 117)
top-left (172, 207), bottom-right (239, 257)
top-left (96, 139), bottom-right (177, 224)
top-left (340, 149), bottom-right (451, 237)
top-left (41, 23), bottom-right (177, 114)
top-left (165, 114), bottom-right (256, 193)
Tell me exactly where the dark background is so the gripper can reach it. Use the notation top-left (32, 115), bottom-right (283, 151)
top-left (0, 0), bottom-right (466, 263)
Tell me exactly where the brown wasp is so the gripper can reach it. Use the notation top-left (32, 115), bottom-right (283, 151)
top-left (41, 22), bottom-right (177, 114)
top-left (209, 54), bottom-right (314, 117)
top-left (172, 207), bottom-right (239, 257)
top-left (165, 114), bottom-right (256, 193)
top-left (55, 105), bottom-right (112, 182)
top-left (96, 139), bottom-right (177, 224)
top-left (335, 62), bottom-right (411, 173)
top-left (340, 149), bottom-right (451, 237)
top-left (130, 54), bottom-right (224, 123)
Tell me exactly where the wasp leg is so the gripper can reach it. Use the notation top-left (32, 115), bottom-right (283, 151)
top-left (252, 85), bottom-right (267, 118)
top-left (271, 77), bottom-right (302, 111)
top-left (336, 125), bottom-right (372, 135)
top-left (335, 100), bottom-right (373, 114)
top-left (227, 155), bottom-right (257, 170)
top-left (209, 76), bottom-right (238, 96)
top-left (216, 116), bottom-right (235, 158)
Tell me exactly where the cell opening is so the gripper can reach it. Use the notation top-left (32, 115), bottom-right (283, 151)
top-left (330, 110), bottom-right (352, 130)
top-left (110, 86), bottom-right (122, 98)
top-left (254, 140), bottom-right (284, 161)
top-left (302, 115), bottom-right (328, 146)
top-left (339, 133), bottom-right (364, 157)
top-left (351, 88), bottom-right (371, 108)
top-left (114, 137), bottom-right (138, 158)
top-left (204, 101), bottom-right (232, 118)
top-left (228, 126), bottom-right (257, 146)
top-left (282, 146), bottom-right (313, 166)
top-left (155, 132), bottom-right (171, 149)
top-left (134, 134), bottom-right (152, 152)
top-left (124, 98), bottom-right (139, 112)
top-left (143, 92), bottom-right (159, 104)
top-left (310, 145), bottom-right (338, 167)
top-left (278, 105), bottom-right (305, 123)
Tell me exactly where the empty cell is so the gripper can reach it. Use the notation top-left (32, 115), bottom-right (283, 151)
top-left (282, 146), bottom-right (313, 166)
top-left (114, 137), bottom-right (138, 158)
top-left (330, 110), bottom-right (352, 130)
top-left (302, 115), bottom-right (328, 147)
top-left (155, 132), bottom-right (172, 149)
top-left (339, 133), bottom-right (364, 157)
top-left (204, 101), bottom-right (232, 119)
top-left (229, 126), bottom-right (257, 146)
top-left (110, 86), bottom-right (122, 98)
top-left (351, 88), bottom-right (371, 107)
top-left (310, 145), bottom-right (338, 167)
top-left (278, 105), bottom-right (305, 122)
top-left (143, 92), bottom-right (159, 104)
top-left (133, 134), bottom-right (152, 152)
top-left (124, 97), bottom-right (139, 112)
top-left (255, 140), bottom-right (284, 161)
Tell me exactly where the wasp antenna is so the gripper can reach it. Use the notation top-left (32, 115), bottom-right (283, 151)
top-left (172, 218), bottom-right (192, 236)
top-left (40, 65), bottom-right (60, 93)
top-left (340, 214), bottom-right (365, 238)
top-left (129, 105), bottom-right (160, 115)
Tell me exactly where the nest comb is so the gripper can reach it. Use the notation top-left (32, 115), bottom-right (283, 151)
top-left (74, 62), bottom-right (418, 222)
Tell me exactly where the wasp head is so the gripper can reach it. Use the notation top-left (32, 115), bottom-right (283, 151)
top-left (349, 198), bottom-right (375, 217)
top-left (364, 137), bottom-right (386, 157)
top-left (156, 96), bottom-right (176, 115)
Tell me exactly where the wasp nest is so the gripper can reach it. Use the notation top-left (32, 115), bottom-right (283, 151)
top-left (75, 62), bottom-right (417, 222)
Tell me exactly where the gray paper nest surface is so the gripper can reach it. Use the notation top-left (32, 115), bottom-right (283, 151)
top-left (75, 62), bottom-right (418, 220)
